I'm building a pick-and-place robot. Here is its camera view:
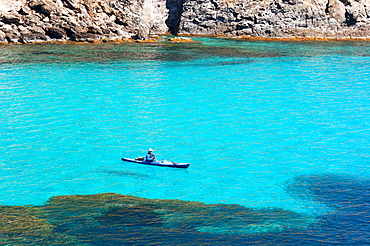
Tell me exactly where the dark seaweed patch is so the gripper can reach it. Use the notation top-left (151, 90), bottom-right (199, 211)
top-left (0, 193), bottom-right (314, 245)
top-left (97, 205), bottom-right (163, 227)
top-left (0, 206), bottom-right (79, 245)
top-left (2, 180), bottom-right (370, 245)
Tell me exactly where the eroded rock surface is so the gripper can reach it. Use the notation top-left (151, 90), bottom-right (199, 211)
top-left (0, 0), bottom-right (169, 43)
top-left (178, 0), bottom-right (370, 38)
top-left (0, 0), bottom-right (370, 43)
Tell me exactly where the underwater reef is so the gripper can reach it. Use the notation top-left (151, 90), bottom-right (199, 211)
top-left (0, 193), bottom-right (314, 245)
top-left (1, 173), bottom-right (369, 245)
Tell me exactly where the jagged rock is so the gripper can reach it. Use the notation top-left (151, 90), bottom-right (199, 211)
top-left (20, 31), bottom-right (47, 43)
top-left (28, 0), bottom-right (61, 16)
top-left (1, 12), bottom-right (22, 24)
top-left (87, 25), bottom-right (103, 35)
top-left (5, 29), bottom-right (21, 43)
top-left (136, 25), bottom-right (149, 40)
top-left (63, 0), bottom-right (79, 10)
top-left (327, 0), bottom-right (346, 23)
top-left (22, 13), bottom-right (42, 26)
top-left (0, 0), bottom-right (369, 43)
top-left (45, 26), bottom-right (66, 39)
top-left (0, 29), bottom-right (7, 42)
top-left (28, 25), bottom-right (45, 34)
top-left (61, 25), bottom-right (89, 40)
top-left (0, 23), bottom-right (13, 33)
top-left (18, 6), bottom-right (32, 15)
top-left (178, 0), bottom-right (370, 38)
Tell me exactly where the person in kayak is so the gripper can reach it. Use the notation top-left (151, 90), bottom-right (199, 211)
top-left (145, 148), bottom-right (156, 162)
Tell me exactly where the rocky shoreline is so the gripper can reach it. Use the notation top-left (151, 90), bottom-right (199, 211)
top-left (0, 0), bottom-right (370, 44)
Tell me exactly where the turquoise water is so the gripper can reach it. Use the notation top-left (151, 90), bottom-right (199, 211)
top-left (1, 38), bottom-right (370, 221)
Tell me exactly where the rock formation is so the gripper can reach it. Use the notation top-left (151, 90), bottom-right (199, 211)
top-left (0, 0), bottom-right (370, 43)
top-left (0, 0), bottom-right (169, 43)
top-left (178, 0), bottom-right (370, 38)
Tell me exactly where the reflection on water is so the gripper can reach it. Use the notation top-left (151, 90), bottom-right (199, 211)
top-left (0, 40), bottom-right (284, 65)
top-left (1, 37), bottom-right (370, 67)
top-left (1, 38), bottom-right (369, 67)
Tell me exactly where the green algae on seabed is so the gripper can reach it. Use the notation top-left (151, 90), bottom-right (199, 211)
top-left (0, 193), bottom-right (315, 245)
top-left (0, 206), bottom-right (79, 245)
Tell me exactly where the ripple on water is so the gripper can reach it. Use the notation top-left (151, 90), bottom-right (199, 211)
top-left (1, 38), bottom-right (370, 245)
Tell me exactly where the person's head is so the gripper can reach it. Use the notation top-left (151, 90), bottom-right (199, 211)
top-left (148, 148), bottom-right (153, 153)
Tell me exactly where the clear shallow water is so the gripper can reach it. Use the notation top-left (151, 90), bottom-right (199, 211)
top-left (1, 38), bottom-right (370, 226)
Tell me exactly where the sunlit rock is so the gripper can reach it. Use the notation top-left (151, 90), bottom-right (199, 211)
top-left (168, 36), bottom-right (201, 43)
top-left (1, 0), bottom-right (370, 43)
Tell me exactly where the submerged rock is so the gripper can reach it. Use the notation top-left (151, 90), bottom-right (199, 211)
top-left (285, 174), bottom-right (370, 245)
top-left (0, 193), bottom-right (315, 245)
top-left (0, 206), bottom-right (78, 245)
top-left (2, 174), bottom-right (370, 245)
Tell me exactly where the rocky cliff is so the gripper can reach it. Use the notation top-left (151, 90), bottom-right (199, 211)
top-left (178, 0), bottom-right (370, 38)
top-left (0, 0), bottom-right (370, 43)
top-left (0, 0), bottom-right (169, 43)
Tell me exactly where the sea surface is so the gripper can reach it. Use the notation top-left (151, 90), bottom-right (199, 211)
top-left (1, 37), bottom-right (370, 245)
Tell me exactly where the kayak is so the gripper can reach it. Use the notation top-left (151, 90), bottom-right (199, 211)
top-left (121, 158), bottom-right (190, 169)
